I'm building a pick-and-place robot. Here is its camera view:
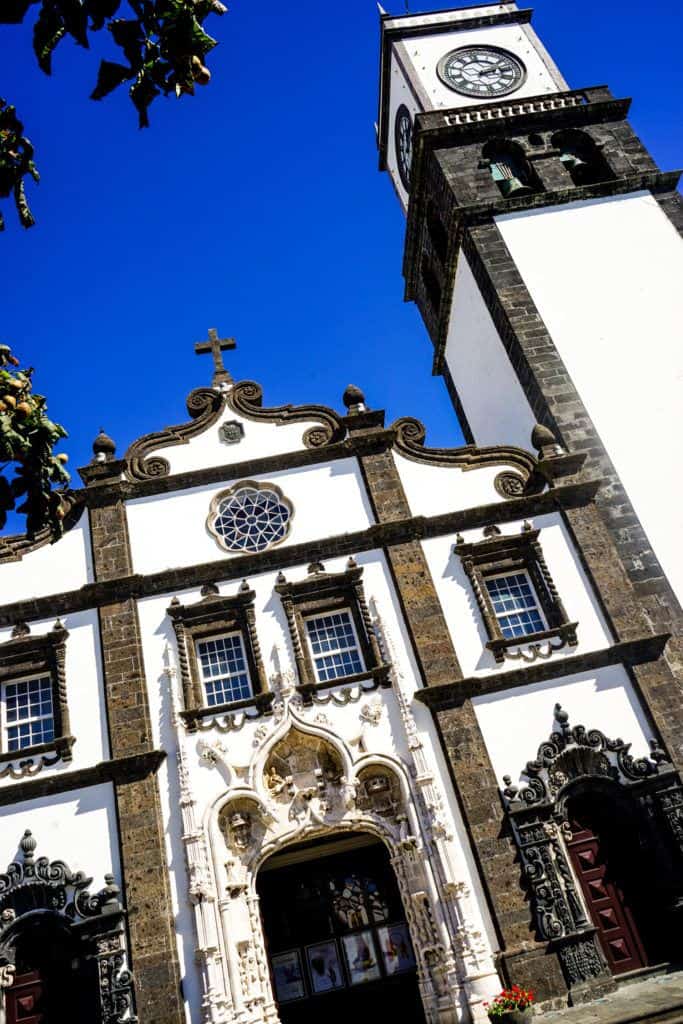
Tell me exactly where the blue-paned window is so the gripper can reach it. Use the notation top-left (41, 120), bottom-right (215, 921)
top-left (305, 611), bottom-right (364, 683)
top-left (3, 676), bottom-right (55, 751)
top-left (485, 572), bottom-right (545, 640)
top-left (196, 633), bottom-right (253, 706)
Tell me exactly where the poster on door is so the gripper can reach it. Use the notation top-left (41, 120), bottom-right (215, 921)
top-left (342, 930), bottom-right (382, 985)
top-left (271, 950), bottom-right (306, 1003)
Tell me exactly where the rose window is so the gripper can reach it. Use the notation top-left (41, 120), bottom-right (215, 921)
top-left (208, 482), bottom-right (292, 553)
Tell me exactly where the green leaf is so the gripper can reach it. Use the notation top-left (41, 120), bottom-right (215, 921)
top-left (130, 73), bottom-right (159, 128)
top-left (60, 0), bottom-right (90, 48)
top-left (33, 6), bottom-right (67, 73)
top-left (0, 1), bottom-right (38, 25)
top-left (84, 0), bottom-right (122, 30)
top-left (109, 17), bottom-right (145, 69)
top-left (90, 59), bottom-right (134, 100)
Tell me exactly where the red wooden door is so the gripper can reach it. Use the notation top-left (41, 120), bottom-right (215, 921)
top-left (5, 969), bottom-right (47, 1024)
top-left (567, 815), bottom-right (647, 975)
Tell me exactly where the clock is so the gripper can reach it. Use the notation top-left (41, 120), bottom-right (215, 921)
top-left (436, 46), bottom-right (525, 99)
top-left (394, 104), bottom-right (413, 192)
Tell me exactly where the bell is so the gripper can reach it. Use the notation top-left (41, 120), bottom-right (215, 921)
top-left (562, 153), bottom-right (588, 172)
top-left (499, 175), bottom-right (532, 198)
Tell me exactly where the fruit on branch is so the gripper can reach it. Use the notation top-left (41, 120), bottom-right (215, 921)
top-left (0, 343), bottom-right (69, 537)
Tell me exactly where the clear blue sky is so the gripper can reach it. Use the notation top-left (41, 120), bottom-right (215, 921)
top-left (1, 0), bottom-right (682, 533)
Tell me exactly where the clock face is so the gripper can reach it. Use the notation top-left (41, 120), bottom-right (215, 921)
top-left (394, 104), bottom-right (413, 192)
top-left (437, 46), bottom-right (526, 99)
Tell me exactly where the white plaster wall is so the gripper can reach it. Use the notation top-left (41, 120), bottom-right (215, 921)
top-left (421, 513), bottom-right (612, 677)
top-left (155, 402), bottom-right (330, 477)
top-left (0, 512), bottom-right (93, 605)
top-left (397, 21), bottom-right (562, 114)
top-left (473, 664), bottom-right (654, 788)
top-left (0, 608), bottom-right (110, 788)
top-left (0, 782), bottom-right (121, 889)
top-left (444, 251), bottom-right (537, 451)
top-left (394, 451), bottom-right (510, 518)
top-left (136, 549), bottom-right (503, 1019)
top-left (126, 459), bottom-right (375, 576)
top-left (497, 193), bottom-right (683, 604)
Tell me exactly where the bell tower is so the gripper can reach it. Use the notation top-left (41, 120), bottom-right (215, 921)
top-left (377, 2), bottom-right (683, 624)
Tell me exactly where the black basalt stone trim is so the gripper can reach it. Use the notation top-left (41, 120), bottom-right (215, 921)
top-left (0, 478), bottom-right (601, 628)
top-left (0, 749), bottom-right (167, 806)
top-left (414, 633), bottom-right (670, 710)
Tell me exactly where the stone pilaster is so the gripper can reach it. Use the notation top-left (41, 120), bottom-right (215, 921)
top-left (83, 459), bottom-right (185, 1024)
top-left (347, 412), bottom-right (568, 1001)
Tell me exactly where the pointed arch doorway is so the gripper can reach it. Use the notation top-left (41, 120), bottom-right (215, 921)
top-left (257, 832), bottom-right (426, 1024)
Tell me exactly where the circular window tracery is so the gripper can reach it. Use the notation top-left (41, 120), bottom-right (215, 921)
top-left (208, 481), bottom-right (293, 554)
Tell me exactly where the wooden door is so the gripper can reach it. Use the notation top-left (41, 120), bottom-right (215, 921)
top-left (5, 969), bottom-right (46, 1024)
top-left (567, 813), bottom-right (647, 975)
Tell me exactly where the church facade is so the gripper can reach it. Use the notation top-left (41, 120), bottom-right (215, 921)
top-left (0, 4), bottom-right (682, 1024)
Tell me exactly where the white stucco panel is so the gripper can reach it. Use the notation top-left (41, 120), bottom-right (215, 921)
top-left (473, 665), bottom-right (653, 788)
top-left (0, 512), bottom-right (93, 605)
top-left (444, 250), bottom-right (537, 450)
top-left (151, 398), bottom-right (334, 477)
top-left (126, 459), bottom-right (375, 576)
top-left (497, 193), bottom-right (683, 604)
top-left (394, 451), bottom-right (512, 518)
top-left (0, 782), bottom-right (121, 888)
top-left (386, 50), bottom-right (422, 212)
top-left (421, 513), bottom-right (612, 677)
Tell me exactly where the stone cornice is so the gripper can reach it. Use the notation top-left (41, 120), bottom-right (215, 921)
top-left (0, 478), bottom-right (601, 628)
top-left (414, 633), bottom-right (670, 709)
top-left (0, 749), bottom-right (167, 807)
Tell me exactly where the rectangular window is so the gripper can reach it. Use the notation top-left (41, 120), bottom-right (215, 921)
top-left (3, 676), bottom-right (55, 751)
top-left (485, 572), bottom-right (545, 640)
top-left (196, 633), bottom-right (253, 706)
top-left (305, 611), bottom-right (364, 683)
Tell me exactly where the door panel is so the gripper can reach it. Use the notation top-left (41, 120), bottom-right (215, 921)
top-left (567, 815), bottom-right (647, 975)
top-left (5, 969), bottom-right (46, 1024)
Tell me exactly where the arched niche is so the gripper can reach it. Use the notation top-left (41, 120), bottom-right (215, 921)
top-left (551, 129), bottom-right (613, 186)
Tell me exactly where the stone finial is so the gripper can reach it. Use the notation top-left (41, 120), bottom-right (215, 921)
top-left (276, 571), bottom-right (286, 585)
top-left (20, 830), bottom-right (37, 863)
top-left (483, 524), bottom-right (501, 538)
top-left (239, 579), bottom-right (250, 593)
top-left (554, 703), bottom-right (570, 735)
top-left (307, 560), bottom-right (325, 576)
top-left (92, 427), bottom-right (116, 463)
top-left (342, 384), bottom-right (366, 414)
top-left (346, 556), bottom-right (357, 570)
top-left (10, 622), bottom-right (30, 639)
top-left (200, 583), bottom-right (219, 598)
top-left (649, 738), bottom-right (670, 766)
top-left (531, 422), bottom-right (564, 459)
top-left (502, 775), bottom-right (519, 801)
top-left (100, 873), bottom-right (122, 911)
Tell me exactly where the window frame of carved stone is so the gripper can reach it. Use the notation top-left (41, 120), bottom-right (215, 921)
top-left (275, 562), bottom-right (391, 701)
top-left (167, 584), bottom-right (270, 730)
top-left (0, 621), bottom-right (74, 775)
top-left (454, 524), bottom-right (578, 663)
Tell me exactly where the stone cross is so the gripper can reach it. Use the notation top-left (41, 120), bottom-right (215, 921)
top-left (194, 328), bottom-right (236, 385)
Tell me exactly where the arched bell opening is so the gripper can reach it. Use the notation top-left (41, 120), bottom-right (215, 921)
top-left (551, 129), bottom-right (613, 187)
top-left (256, 831), bottom-right (427, 1024)
top-left (482, 139), bottom-right (543, 199)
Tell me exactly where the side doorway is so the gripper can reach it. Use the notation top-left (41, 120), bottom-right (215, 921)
top-left (257, 833), bottom-right (426, 1024)
top-left (565, 793), bottom-right (658, 976)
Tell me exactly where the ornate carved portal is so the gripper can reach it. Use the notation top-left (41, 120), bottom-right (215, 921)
top-left (171, 653), bottom-right (501, 1024)
top-left (0, 831), bottom-right (136, 1024)
top-left (502, 704), bottom-right (683, 1002)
